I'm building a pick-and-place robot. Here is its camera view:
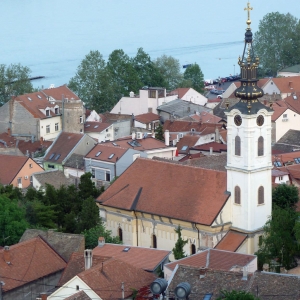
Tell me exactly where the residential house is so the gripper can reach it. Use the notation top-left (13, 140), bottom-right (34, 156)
top-left (272, 169), bottom-right (290, 185)
top-left (265, 77), bottom-right (300, 99)
top-left (169, 87), bottom-right (208, 105)
top-left (0, 154), bottom-right (43, 188)
top-left (272, 150), bottom-right (300, 167)
top-left (84, 143), bottom-right (147, 183)
top-left (43, 132), bottom-right (96, 171)
top-left (64, 153), bottom-right (85, 178)
top-left (278, 64), bottom-right (300, 77)
top-left (272, 130), bottom-right (300, 153)
top-left (20, 229), bottom-right (85, 262)
top-left (48, 257), bottom-right (156, 300)
top-left (110, 87), bottom-right (177, 115)
top-left (0, 236), bottom-right (66, 300)
top-left (164, 248), bottom-right (257, 280)
top-left (84, 121), bottom-right (113, 142)
top-left (133, 112), bottom-right (160, 131)
top-left (157, 99), bottom-right (211, 122)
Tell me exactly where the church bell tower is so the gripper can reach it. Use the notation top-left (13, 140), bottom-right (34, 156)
top-left (225, 3), bottom-right (273, 246)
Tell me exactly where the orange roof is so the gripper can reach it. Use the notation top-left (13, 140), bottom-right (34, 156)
top-left (85, 144), bottom-right (127, 163)
top-left (97, 158), bottom-right (229, 225)
top-left (190, 112), bottom-right (222, 124)
top-left (163, 120), bottom-right (222, 133)
top-left (44, 132), bottom-right (84, 164)
top-left (176, 135), bottom-right (199, 152)
top-left (42, 85), bottom-right (80, 100)
top-left (284, 92), bottom-right (300, 115)
top-left (135, 112), bottom-right (160, 124)
top-left (215, 230), bottom-right (247, 252)
top-left (92, 244), bottom-right (171, 272)
top-left (0, 155), bottom-right (28, 184)
top-left (0, 237), bottom-right (66, 292)
top-left (78, 259), bottom-right (155, 300)
top-left (169, 88), bottom-right (190, 98)
top-left (192, 142), bottom-right (227, 152)
top-left (165, 249), bottom-right (256, 272)
top-left (272, 77), bottom-right (300, 93)
top-left (84, 121), bottom-right (111, 133)
top-left (271, 101), bottom-right (288, 121)
top-left (272, 151), bottom-right (300, 165)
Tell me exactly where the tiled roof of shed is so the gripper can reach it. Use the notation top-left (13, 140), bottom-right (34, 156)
top-left (215, 230), bottom-right (247, 252)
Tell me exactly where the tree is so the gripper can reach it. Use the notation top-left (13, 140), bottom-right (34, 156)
top-left (77, 196), bottom-right (100, 232)
top-left (0, 63), bottom-right (33, 105)
top-left (172, 225), bottom-right (188, 260)
top-left (254, 12), bottom-right (299, 77)
top-left (132, 48), bottom-right (166, 88)
top-left (272, 184), bottom-right (299, 210)
top-left (217, 290), bottom-right (260, 300)
top-left (183, 63), bottom-right (204, 94)
top-left (0, 195), bottom-right (28, 246)
top-left (106, 49), bottom-right (142, 100)
top-left (78, 172), bottom-right (101, 200)
top-left (155, 124), bottom-right (164, 141)
top-left (82, 220), bottom-right (121, 249)
top-left (154, 55), bottom-right (183, 90)
top-left (68, 50), bottom-right (115, 112)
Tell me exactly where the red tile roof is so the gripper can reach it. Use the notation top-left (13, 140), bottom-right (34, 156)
top-left (64, 291), bottom-right (91, 300)
top-left (85, 144), bottom-right (127, 163)
top-left (84, 122), bottom-right (111, 133)
top-left (272, 150), bottom-right (300, 166)
top-left (176, 135), bottom-right (199, 152)
top-left (135, 112), bottom-right (160, 124)
top-left (0, 236), bottom-right (66, 292)
top-left (192, 142), bottom-right (227, 152)
top-left (169, 88), bottom-right (190, 99)
top-left (165, 249), bottom-right (256, 272)
top-left (44, 132), bottom-right (84, 164)
top-left (78, 259), bottom-right (155, 300)
top-left (92, 244), bottom-right (170, 272)
top-left (0, 155), bottom-right (28, 184)
top-left (42, 85), bottom-right (80, 100)
top-left (272, 77), bottom-right (300, 93)
top-left (215, 230), bottom-right (247, 252)
top-left (271, 101), bottom-right (288, 121)
top-left (190, 112), bottom-right (222, 124)
top-left (97, 158), bottom-right (229, 225)
top-left (284, 92), bottom-right (300, 115)
top-left (163, 120), bottom-right (223, 133)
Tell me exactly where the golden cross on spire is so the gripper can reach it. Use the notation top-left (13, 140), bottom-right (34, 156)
top-left (244, 2), bottom-right (253, 28)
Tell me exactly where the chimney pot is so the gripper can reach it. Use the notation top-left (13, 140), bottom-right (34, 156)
top-left (84, 249), bottom-right (93, 270)
top-left (98, 237), bottom-right (105, 247)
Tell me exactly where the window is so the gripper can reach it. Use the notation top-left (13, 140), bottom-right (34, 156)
top-left (79, 116), bottom-right (83, 123)
top-left (259, 235), bottom-right (263, 246)
top-left (95, 151), bottom-right (101, 157)
top-left (152, 234), bottom-right (157, 248)
top-left (30, 176), bottom-right (33, 183)
top-left (234, 186), bottom-right (241, 204)
top-left (235, 136), bottom-right (241, 156)
top-left (108, 154), bottom-right (114, 159)
top-left (258, 186), bottom-right (264, 204)
top-left (258, 136), bottom-right (264, 156)
top-left (45, 109), bottom-right (50, 117)
top-left (91, 168), bottom-right (95, 178)
top-left (149, 90), bottom-right (156, 98)
top-left (118, 227), bottom-right (123, 242)
top-left (46, 125), bottom-right (50, 133)
top-left (29, 163), bottom-right (32, 168)
top-left (295, 158), bottom-right (300, 164)
top-left (55, 107), bottom-right (59, 114)
top-left (49, 153), bottom-right (55, 160)
top-left (106, 172), bottom-right (111, 182)
top-left (55, 123), bottom-right (59, 131)
top-left (191, 244), bottom-right (196, 255)
top-left (54, 154), bottom-right (61, 161)
top-left (283, 114), bottom-right (287, 118)
top-left (274, 161), bottom-right (282, 167)
top-left (48, 164), bottom-right (55, 169)
top-left (17, 177), bottom-right (22, 184)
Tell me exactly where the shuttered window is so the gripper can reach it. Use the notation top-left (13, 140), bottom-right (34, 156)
top-left (234, 186), bottom-right (241, 204)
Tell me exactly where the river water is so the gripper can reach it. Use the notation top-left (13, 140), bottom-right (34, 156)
top-left (1, 0), bottom-right (299, 89)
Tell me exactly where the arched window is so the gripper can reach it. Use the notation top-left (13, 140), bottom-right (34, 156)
top-left (234, 186), bottom-right (241, 204)
top-left (235, 136), bottom-right (241, 156)
top-left (118, 227), bottom-right (123, 242)
top-left (258, 186), bottom-right (264, 204)
top-left (258, 136), bottom-right (264, 156)
top-left (191, 244), bottom-right (196, 255)
top-left (152, 234), bottom-right (157, 249)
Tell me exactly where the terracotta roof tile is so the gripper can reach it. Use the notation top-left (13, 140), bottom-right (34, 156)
top-left (134, 112), bottom-right (160, 124)
top-left (284, 92), bottom-right (300, 115)
top-left (84, 122), bottom-right (111, 133)
top-left (165, 249), bottom-right (256, 272)
top-left (169, 88), bottom-right (190, 98)
top-left (272, 150), bottom-right (300, 165)
top-left (190, 112), bottom-right (222, 123)
top-left (78, 259), bottom-right (155, 300)
top-left (33, 170), bottom-right (76, 189)
top-left (163, 120), bottom-right (222, 133)
top-left (215, 230), bottom-right (247, 252)
top-left (92, 244), bottom-right (170, 272)
top-left (0, 236), bottom-right (66, 292)
top-left (97, 158), bottom-right (229, 225)
top-left (176, 135), bottom-right (199, 153)
top-left (192, 142), bottom-right (227, 153)
top-left (64, 291), bottom-right (92, 300)
top-left (271, 101), bottom-right (288, 121)
top-left (85, 144), bottom-right (128, 163)
top-left (43, 85), bottom-right (80, 100)
top-left (272, 77), bottom-right (300, 93)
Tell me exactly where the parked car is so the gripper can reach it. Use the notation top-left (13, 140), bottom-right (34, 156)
top-left (205, 85), bottom-right (216, 90)
top-left (210, 89), bottom-right (218, 94)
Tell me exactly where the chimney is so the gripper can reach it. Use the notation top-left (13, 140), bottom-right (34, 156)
top-left (242, 267), bottom-right (248, 280)
top-left (7, 127), bottom-right (11, 137)
top-left (215, 128), bottom-right (220, 143)
top-left (64, 168), bottom-right (69, 178)
top-left (3, 246), bottom-right (11, 264)
top-left (41, 293), bottom-right (48, 300)
top-left (199, 267), bottom-right (207, 279)
top-left (164, 130), bottom-right (170, 146)
top-left (129, 91), bottom-right (134, 97)
top-left (98, 237), bottom-right (105, 247)
top-left (84, 249), bottom-right (93, 270)
top-left (210, 147), bottom-right (213, 155)
top-left (262, 263), bottom-right (269, 272)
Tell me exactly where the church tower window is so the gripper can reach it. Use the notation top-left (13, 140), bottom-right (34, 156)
top-left (235, 136), bottom-right (241, 156)
top-left (258, 136), bottom-right (264, 156)
top-left (190, 244), bottom-right (196, 255)
top-left (258, 186), bottom-right (264, 204)
top-left (152, 234), bottom-right (157, 248)
top-left (118, 227), bottom-right (123, 242)
top-left (234, 186), bottom-right (241, 204)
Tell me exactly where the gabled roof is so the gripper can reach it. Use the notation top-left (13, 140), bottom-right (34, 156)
top-left (0, 236), bottom-right (66, 292)
top-left (78, 259), bottom-right (155, 300)
top-left (272, 77), bottom-right (300, 93)
top-left (85, 144), bottom-right (128, 163)
top-left (84, 121), bottom-right (111, 133)
top-left (165, 248), bottom-right (256, 272)
top-left (215, 230), bottom-right (247, 252)
top-left (163, 120), bottom-right (222, 133)
top-left (44, 132), bottom-right (84, 164)
top-left (271, 101), bottom-right (288, 121)
top-left (0, 154), bottom-right (28, 184)
top-left (92, 243), bottom-right (171, 272)
top-left (169, 87), bottom-right (190, 98)
top-left (43, 85), bottom-right (80, 100)
top-left (97, 158), bottom-right (229, 225)
top-left (190, 112), bottom-right (222, 124)
top-left (284, 92), bottom-right (300, 115)
top-left (134, 112), bottom-right (160, 124)
top-left (279, 64), bottom-right (300, 73)
top-left (33, 170), bottom-right (76, 189)
top-left (272, 150), bottom-right (300, 166)
top-left (64, 154), bottom-right (85, 170)
top-left (192, 142), bottom-right (227, 153)
top-left (64, 291), bottom-right (92, 300)
top-left (277, 130), bottom-right (300, 148)
top-left (176, 135), bottom-right (199, 153)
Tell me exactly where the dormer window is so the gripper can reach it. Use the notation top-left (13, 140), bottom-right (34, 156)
top-left (55, 107), bottom-right (59, 115)
top-left (46, 109), bottom-right (50, 117)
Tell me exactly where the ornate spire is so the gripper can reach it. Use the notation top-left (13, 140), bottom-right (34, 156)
top-left (232, 2), bottom-right (270, 114)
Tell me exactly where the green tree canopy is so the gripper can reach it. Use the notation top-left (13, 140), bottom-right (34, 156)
top-left (154, 55), bottom-right (183, 90)
top-left (154, 123), bottom-right (164, 141)
top-left (183, 63), bottom-right (204, 93)
top-left (272, 184), bottom-right (299, 210)
top-left (172, 225), bottom-right (188, 260)
top-left (0, 63), bottom-right (33, 105)
top-left (254, 12), bottom-right (299, 77)
top-left (68, 50), bottom-right (115, 112)
top-left (217, 290), bottom-right (260, 300)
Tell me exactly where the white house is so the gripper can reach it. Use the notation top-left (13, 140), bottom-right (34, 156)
top-left (169, 87), bottom-right (208, 106)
